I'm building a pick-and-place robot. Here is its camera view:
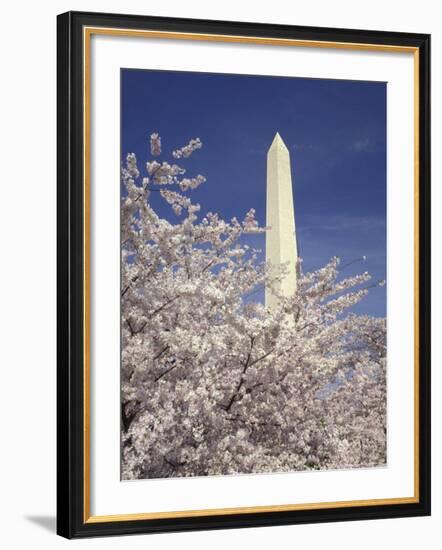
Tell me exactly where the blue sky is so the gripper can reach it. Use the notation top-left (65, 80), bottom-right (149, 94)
top-left (121, 69), bottom-right (386, 317)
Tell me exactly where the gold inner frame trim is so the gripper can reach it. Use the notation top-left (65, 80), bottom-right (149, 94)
top-left (83, 26), bottom-right (420, 524)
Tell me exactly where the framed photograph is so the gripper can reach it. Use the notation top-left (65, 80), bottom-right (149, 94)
top-left (57, 11), bottom-right (431, 538)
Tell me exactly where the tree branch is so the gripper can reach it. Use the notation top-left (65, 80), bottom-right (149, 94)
top-left (223, 336), bottom-right (255, 412)
top-left (154, 360), bottom-right (177, 382)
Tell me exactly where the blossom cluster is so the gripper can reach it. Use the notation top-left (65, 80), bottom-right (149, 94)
top-left (172, 137), bottom-right (202, 159)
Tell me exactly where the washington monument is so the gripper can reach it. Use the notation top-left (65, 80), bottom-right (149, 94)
top-left (265, 133), bottom-right (298, 310)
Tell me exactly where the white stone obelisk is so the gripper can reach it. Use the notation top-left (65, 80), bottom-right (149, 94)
top-left (265, 132), bottom-right (298, 310)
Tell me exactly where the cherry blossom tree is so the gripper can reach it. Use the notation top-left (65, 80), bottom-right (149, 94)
top-left (121, 133), bottom-right (386, 480)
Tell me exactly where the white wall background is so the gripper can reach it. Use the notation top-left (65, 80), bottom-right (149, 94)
top-left (0, 0), bottom-right (439, 548)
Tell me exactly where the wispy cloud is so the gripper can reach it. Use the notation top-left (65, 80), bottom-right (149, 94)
top-left (298, 214), bottom-right (386, 234)
top-left (248, 147), bottom-right (267, 155)
top-left (291, 143), bottom-right (318, 152)
top-left (349, 137), bottom-right (375, 153)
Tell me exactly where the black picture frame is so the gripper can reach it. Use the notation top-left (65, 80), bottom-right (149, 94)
top-left (57, 10), bottom-right (431, 539)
